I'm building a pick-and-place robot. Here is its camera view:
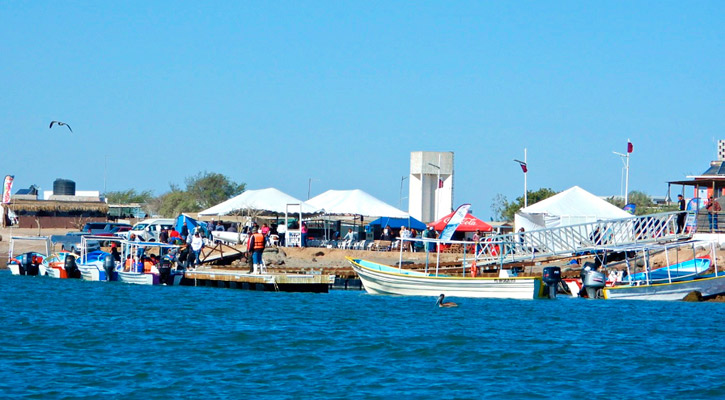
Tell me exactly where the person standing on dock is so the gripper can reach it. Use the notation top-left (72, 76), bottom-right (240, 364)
top-left (190, 232), bottom-right (204, 268)
top-left (300, 222), bottom-right (308, 247)
top-left (677, 194), bottom-right (686, 234)
top-left (706, 196), bottom-right (721, 232)
top-left (248, 229), bottom-right (266, 273)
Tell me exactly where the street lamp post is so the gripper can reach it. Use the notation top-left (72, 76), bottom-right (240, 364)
top-left (399, 176), bottom-right (408, 209)
top-left (613, 139), bottom-right (633, 204)
top-left (307, 178), bottom-right (319, 200)
top-left (514, 148), bottom-right (528, 208)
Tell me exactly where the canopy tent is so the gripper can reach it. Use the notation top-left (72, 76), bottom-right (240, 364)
top-left (306, 189), bottom-right (409, 218)
top-left (429, 211), bottom-right (493, 232)
top-left (368, 216), bottom-right (426, 231)
top-left (198, 188), bottom-right (319, 216)
top-left (514, 185), bottom-right (633, 232)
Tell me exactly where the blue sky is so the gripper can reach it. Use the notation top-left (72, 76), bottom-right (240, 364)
top-left (1, 1), bottom-right (723, 219)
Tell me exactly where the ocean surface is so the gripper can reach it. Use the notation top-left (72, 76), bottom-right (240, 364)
top-left (1, 271), bottom-right (724, 400)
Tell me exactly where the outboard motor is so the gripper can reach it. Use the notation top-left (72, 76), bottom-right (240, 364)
top-left (64, 254), bottom-right (80, 279)
top-left (103, 254), bottom-right (115, 282)
top-left (159, 258), bottom-right (171, 285)
top-left (19, 253), bottom-right (31, 275)
top-left (581, 262), bottom-right (606, 299)
top-left (542, 266), bottom-right (561, 299)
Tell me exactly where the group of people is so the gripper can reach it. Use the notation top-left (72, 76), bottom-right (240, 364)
top-left (675, 194), bottom-right (721, 233)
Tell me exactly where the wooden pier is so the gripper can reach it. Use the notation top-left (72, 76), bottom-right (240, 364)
top-left (183, 268), bottom-right (335, 293)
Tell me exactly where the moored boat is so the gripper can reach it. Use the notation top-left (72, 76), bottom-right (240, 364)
top-left (116, 240), bottom-right (184, 286)
top-left (348, 258), bottom-right (543, 300)
top-left (6, 236), bottom-right (51, 276)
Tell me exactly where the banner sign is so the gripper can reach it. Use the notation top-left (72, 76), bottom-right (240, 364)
top-left (2, 175), bottom-right (13, 204)
top-left (439, 203), bottom-right (471, 242)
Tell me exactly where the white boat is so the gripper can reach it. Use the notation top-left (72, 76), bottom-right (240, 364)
top-left (603, 275), bottom-right (725, 300)
top-left (116, 240), bottom-right (184, 286)
top-left (6, 236), bottom-right (51, 276)
top-left (348, 258), bottom-right (543, 300)
top-left (76, 236), bottom-right (125, 282)
top-left (594, 240), bottom-right (725, 301)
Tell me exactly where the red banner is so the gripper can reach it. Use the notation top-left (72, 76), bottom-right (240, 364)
top-left (2, 175), bottom-right (13, 204)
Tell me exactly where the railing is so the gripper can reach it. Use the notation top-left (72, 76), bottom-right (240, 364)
top-left (394, 211), bottom-right (691, 274)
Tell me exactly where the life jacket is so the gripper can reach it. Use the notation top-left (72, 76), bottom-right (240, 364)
top-left (252, 233), bottom-right (265, 250)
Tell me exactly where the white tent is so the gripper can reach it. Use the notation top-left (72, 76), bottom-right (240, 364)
top-left (198, 187), bottom-right (319, 216)
top-left (515, 186), bottom-right (632, 232)
top-left (306, 189), bottom-right (409, 218)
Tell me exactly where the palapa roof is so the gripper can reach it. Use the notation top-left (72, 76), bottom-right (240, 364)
top-left (8, 199), bottom-right (109, 213)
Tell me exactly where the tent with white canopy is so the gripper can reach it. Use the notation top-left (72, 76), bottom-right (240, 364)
top-left (306, 189), bottom-right (409, 218)
top-left (198, 187), bottom-right (319, 216)
top-left (514, 185), bottom-right (633, 232)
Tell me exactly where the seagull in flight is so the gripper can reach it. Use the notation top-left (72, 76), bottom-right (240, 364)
top-left (49, 121), bottom-right (73, 133)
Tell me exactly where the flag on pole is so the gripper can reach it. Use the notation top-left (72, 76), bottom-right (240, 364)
top-left (439, 204), bottom-right (471, 242)
top-left (514, 159), bottom-right (527, 173)
top-left (438, 179), bottom-right (444, 188)
top-left (627, 141), bottom-right (633, 153)
top-left (2, 175), bottom-right (14, 204)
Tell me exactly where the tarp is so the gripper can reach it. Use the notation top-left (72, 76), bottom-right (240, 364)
top-left (368, 216), bottom-right (426, 231)
top-left (429, 211), bottom-right (493, 232)
top-left (514, 186), bottom-right (633, 232)
top-left (198, 188), bottom-right (319, 216)
top-left (175, 214), bottom-right (209, 238)
top-left (306, 189), bottom-right (409, 218)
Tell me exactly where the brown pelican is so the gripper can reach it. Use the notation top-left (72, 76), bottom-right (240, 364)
top-left (49, 121), bottom-right (73, 132)
top-left (436, 294), bottom-right (458, 308)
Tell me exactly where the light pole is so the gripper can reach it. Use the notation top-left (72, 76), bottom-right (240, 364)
top-left (613, 139), bottom-right (633, 204)
top-left (307, 178), bottom-right (321, 200)
top-left (514, 148), bottom-right (528, 208)
top-left (399, 176), bottom-right (408, 209)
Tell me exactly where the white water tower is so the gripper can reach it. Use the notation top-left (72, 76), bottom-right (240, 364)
top-left (408, 151), bottom-right (454, 222)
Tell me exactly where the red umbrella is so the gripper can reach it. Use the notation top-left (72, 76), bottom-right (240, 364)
top-left (428, 211), bottom-right (493, 232)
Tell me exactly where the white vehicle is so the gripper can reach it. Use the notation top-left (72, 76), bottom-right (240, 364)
top-left (124, 218), bottom-right (175, 242)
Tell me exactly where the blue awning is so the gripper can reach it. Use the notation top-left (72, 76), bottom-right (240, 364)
top-left (367, 216), bottom-right (426, 230)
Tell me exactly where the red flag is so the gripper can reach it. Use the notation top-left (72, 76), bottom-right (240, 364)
top-left (627, 141), bottom-right (633, 153)
top-left (520, 163), bottom-right (528, 173)
top-left (438, 179), bottom-right (444, 188)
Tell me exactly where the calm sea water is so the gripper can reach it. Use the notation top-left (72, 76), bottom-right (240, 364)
top-left (1, 271), bottom-right (724, 400)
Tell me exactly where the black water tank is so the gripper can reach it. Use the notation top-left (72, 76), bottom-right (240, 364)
top-left (53, 179), bottom-right (76, 196)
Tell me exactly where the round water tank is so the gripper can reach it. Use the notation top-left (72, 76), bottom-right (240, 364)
top-left (53, 179), bottom-right (76, 196)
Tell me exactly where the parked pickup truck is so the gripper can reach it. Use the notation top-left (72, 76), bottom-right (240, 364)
top-left (50, 232), bottom-right (101, 253)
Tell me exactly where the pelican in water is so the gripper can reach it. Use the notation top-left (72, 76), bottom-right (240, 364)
top-left (436, 294), bottom-right (458, 308)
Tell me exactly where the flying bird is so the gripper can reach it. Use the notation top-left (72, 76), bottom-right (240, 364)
top-left (49, 121), bottom-right (73, 133)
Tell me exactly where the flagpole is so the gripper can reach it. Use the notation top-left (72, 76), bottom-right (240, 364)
top-left (524, 148), bottom-right (528, 208)
top-left (436, 153), bottom-right (441, 220)
top-left (625, 139), bottom-right (631, 204)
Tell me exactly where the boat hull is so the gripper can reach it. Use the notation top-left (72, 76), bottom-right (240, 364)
top-left (603, 275), bottom-right (725, 301)
top-left (78, 264), bottom-right (109, 282)
top-left (117, 271), bottom-right (158, 285)
top-left (116, 270), bottom-right (183, 285)
top-left (349, 258), bottom-right (542, 300)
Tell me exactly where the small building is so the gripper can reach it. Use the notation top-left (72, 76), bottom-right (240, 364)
top-left (9, 199), bottom-right (109, 229)
top-left (108, 203), bottom-right (147, 220)
top-left (8, 179), bottom-right (108, 229)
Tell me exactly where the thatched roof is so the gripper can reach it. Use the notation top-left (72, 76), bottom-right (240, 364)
top-left (9, 199), bottom-right (109, 213)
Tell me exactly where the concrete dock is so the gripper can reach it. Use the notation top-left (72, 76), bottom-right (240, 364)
top-left (183, 268), bottom-right (335, 293)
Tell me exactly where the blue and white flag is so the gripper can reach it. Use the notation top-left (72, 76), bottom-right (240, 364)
top-left (439, 204), bottom-right (471, 242)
